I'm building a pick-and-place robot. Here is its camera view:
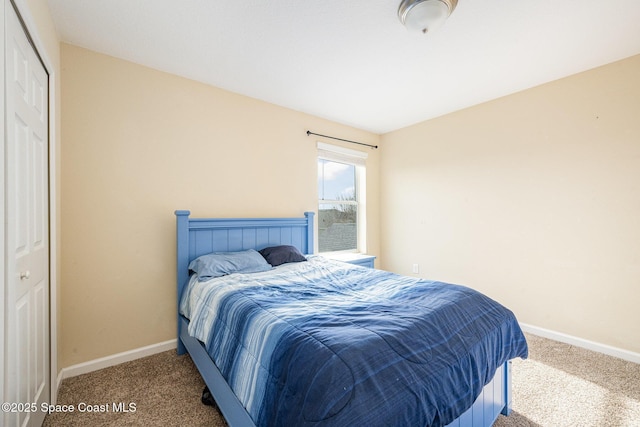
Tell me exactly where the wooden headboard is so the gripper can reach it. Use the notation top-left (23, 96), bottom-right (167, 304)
top-left (175, 210), bottom-right (315, 303)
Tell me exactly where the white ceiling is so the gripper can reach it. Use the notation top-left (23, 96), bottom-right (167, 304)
top-left (47, 0), bottom-right (640, 134)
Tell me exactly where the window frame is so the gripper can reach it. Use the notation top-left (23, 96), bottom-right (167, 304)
top-left (317, 142), bottom-right (367, 254)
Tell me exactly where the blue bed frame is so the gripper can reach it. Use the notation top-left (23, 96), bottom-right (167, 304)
top-left (175, 210), bottom-right (513, 427)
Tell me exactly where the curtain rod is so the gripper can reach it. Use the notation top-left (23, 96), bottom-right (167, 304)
top-left (306, 130), bottom-right (378, 149)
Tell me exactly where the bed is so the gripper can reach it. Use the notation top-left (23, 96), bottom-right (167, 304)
top-left (175, 210), bottom-right (528, 427)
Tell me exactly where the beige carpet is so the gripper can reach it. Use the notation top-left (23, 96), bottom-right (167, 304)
top-left (43, 350), bottom-right (226, 427)
top-left (494, 334), bottom-right (640, 427)
top-left (45, 333), bottom-right (639, 426)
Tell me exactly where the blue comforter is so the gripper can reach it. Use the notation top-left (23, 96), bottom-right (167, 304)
top-left (181, 256), bottom-right (528, 427)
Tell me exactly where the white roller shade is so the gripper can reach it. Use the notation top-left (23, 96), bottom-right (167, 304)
top-left (317, 142), bottom-right (368, 166)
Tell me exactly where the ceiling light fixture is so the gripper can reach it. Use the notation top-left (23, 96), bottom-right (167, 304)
top-left (398, 0), bottom-right (458, 34)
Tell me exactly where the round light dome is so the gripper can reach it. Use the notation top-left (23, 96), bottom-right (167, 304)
top-left (398, 0), bottom-right (458, 34)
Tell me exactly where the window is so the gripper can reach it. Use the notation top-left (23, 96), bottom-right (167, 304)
top-left (317, 143), bottom-right (367, 253)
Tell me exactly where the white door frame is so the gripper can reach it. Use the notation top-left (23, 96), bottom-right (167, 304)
top-left (2, 0), bottom-right (59, 404)
top-left (1, 0), bottom-right (6, 407)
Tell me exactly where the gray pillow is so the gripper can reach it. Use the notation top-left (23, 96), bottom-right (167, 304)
top-left (189, 249), bottom-right (272, 281)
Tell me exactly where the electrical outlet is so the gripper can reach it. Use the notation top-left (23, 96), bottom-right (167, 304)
top-left (412, 264), bottom-right (420, 274)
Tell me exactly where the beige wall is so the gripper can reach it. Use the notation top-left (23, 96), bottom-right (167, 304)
top-left (57, 29), bottom-right (640, 365)
top-left (380, 55), bottom-right (640, 354)
top-left (60, 44), bottom-right (380, 368)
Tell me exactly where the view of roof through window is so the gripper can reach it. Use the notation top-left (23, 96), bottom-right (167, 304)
top-left (318, 159), bottom-right (357, 252)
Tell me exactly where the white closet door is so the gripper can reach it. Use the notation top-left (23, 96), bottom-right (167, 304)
top-left (4, 0), bottom-right (50, 425)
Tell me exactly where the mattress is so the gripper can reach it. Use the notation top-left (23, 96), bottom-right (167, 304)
top-left (180, 256), bottom-right (528, 427)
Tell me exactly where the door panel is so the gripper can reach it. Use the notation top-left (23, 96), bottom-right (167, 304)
top-left (4, 1), bottom-right (50, 426)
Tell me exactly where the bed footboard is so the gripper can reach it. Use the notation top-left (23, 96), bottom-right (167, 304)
top-left (445, 360), bottom-right (512, 427)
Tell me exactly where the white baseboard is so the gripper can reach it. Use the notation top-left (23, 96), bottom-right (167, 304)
top-left (60, 339), bottom-right (177, 380)
top-left (519, 323), bottom-right (640, 364)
